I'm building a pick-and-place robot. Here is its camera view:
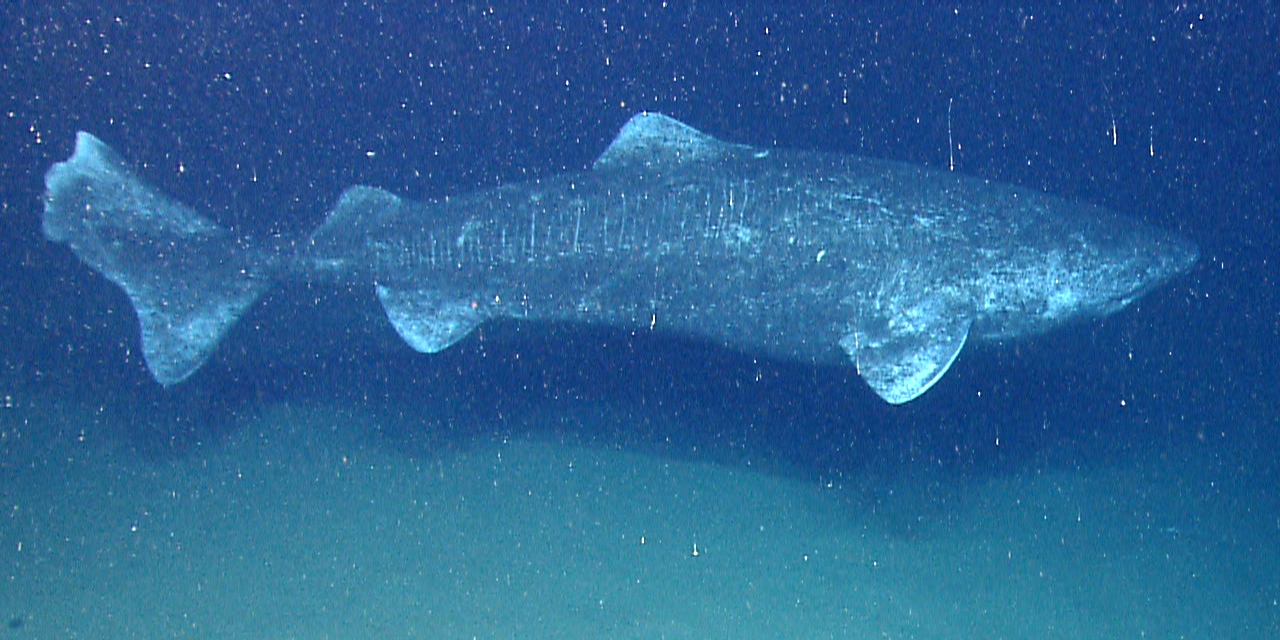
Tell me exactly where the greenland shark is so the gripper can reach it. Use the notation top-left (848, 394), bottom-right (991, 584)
top-left (42, 113), bottom-right (1197, 403)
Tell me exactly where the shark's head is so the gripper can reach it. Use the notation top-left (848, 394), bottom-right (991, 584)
top-left (1079, 219), bottom-right (1199, 317)
top-left (973, 206), bottom-right (1198, 340)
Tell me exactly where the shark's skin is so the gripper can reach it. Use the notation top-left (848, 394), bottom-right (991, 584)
top-left (42, 113), bottom-right (1197, 403)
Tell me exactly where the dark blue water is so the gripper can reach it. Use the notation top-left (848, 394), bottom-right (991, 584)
top-left (2, 3), bottom-right (1277, 637)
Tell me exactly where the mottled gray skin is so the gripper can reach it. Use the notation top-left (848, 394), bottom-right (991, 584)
top-left (305, 114), bottom-right (1197, 402)
top-left (43, 114), bottom-right (1197, 402)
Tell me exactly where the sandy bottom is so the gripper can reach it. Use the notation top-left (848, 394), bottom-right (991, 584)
top-left (1, 397), bottom-right (1277, 639)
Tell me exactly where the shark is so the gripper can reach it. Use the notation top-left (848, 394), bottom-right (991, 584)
top-left (42, 113), bottom-right (1197, 403)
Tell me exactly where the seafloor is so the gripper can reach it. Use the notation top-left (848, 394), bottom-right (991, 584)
top-left (2, 386), bottom-right (1274, 638)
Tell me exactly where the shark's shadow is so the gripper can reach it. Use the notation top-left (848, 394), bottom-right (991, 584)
top-left (72, 280), bottom-right (1170, 488)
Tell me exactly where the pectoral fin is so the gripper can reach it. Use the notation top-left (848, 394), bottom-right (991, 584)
top-left (842, 301), bottom-right (972, 405)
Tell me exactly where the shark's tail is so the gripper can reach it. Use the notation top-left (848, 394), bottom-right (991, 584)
top-left (42, 132), bottom-right (272, 384)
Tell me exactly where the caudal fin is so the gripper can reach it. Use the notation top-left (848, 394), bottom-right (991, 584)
top-left (42, 132), bottom-right (271, 384)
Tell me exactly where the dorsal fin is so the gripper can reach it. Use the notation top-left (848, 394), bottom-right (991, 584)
top-left (593, 113), bottom-right (738, 170)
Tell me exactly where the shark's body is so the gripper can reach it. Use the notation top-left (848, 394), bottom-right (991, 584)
top-left (42, 113), bottom-right (1197, 403)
